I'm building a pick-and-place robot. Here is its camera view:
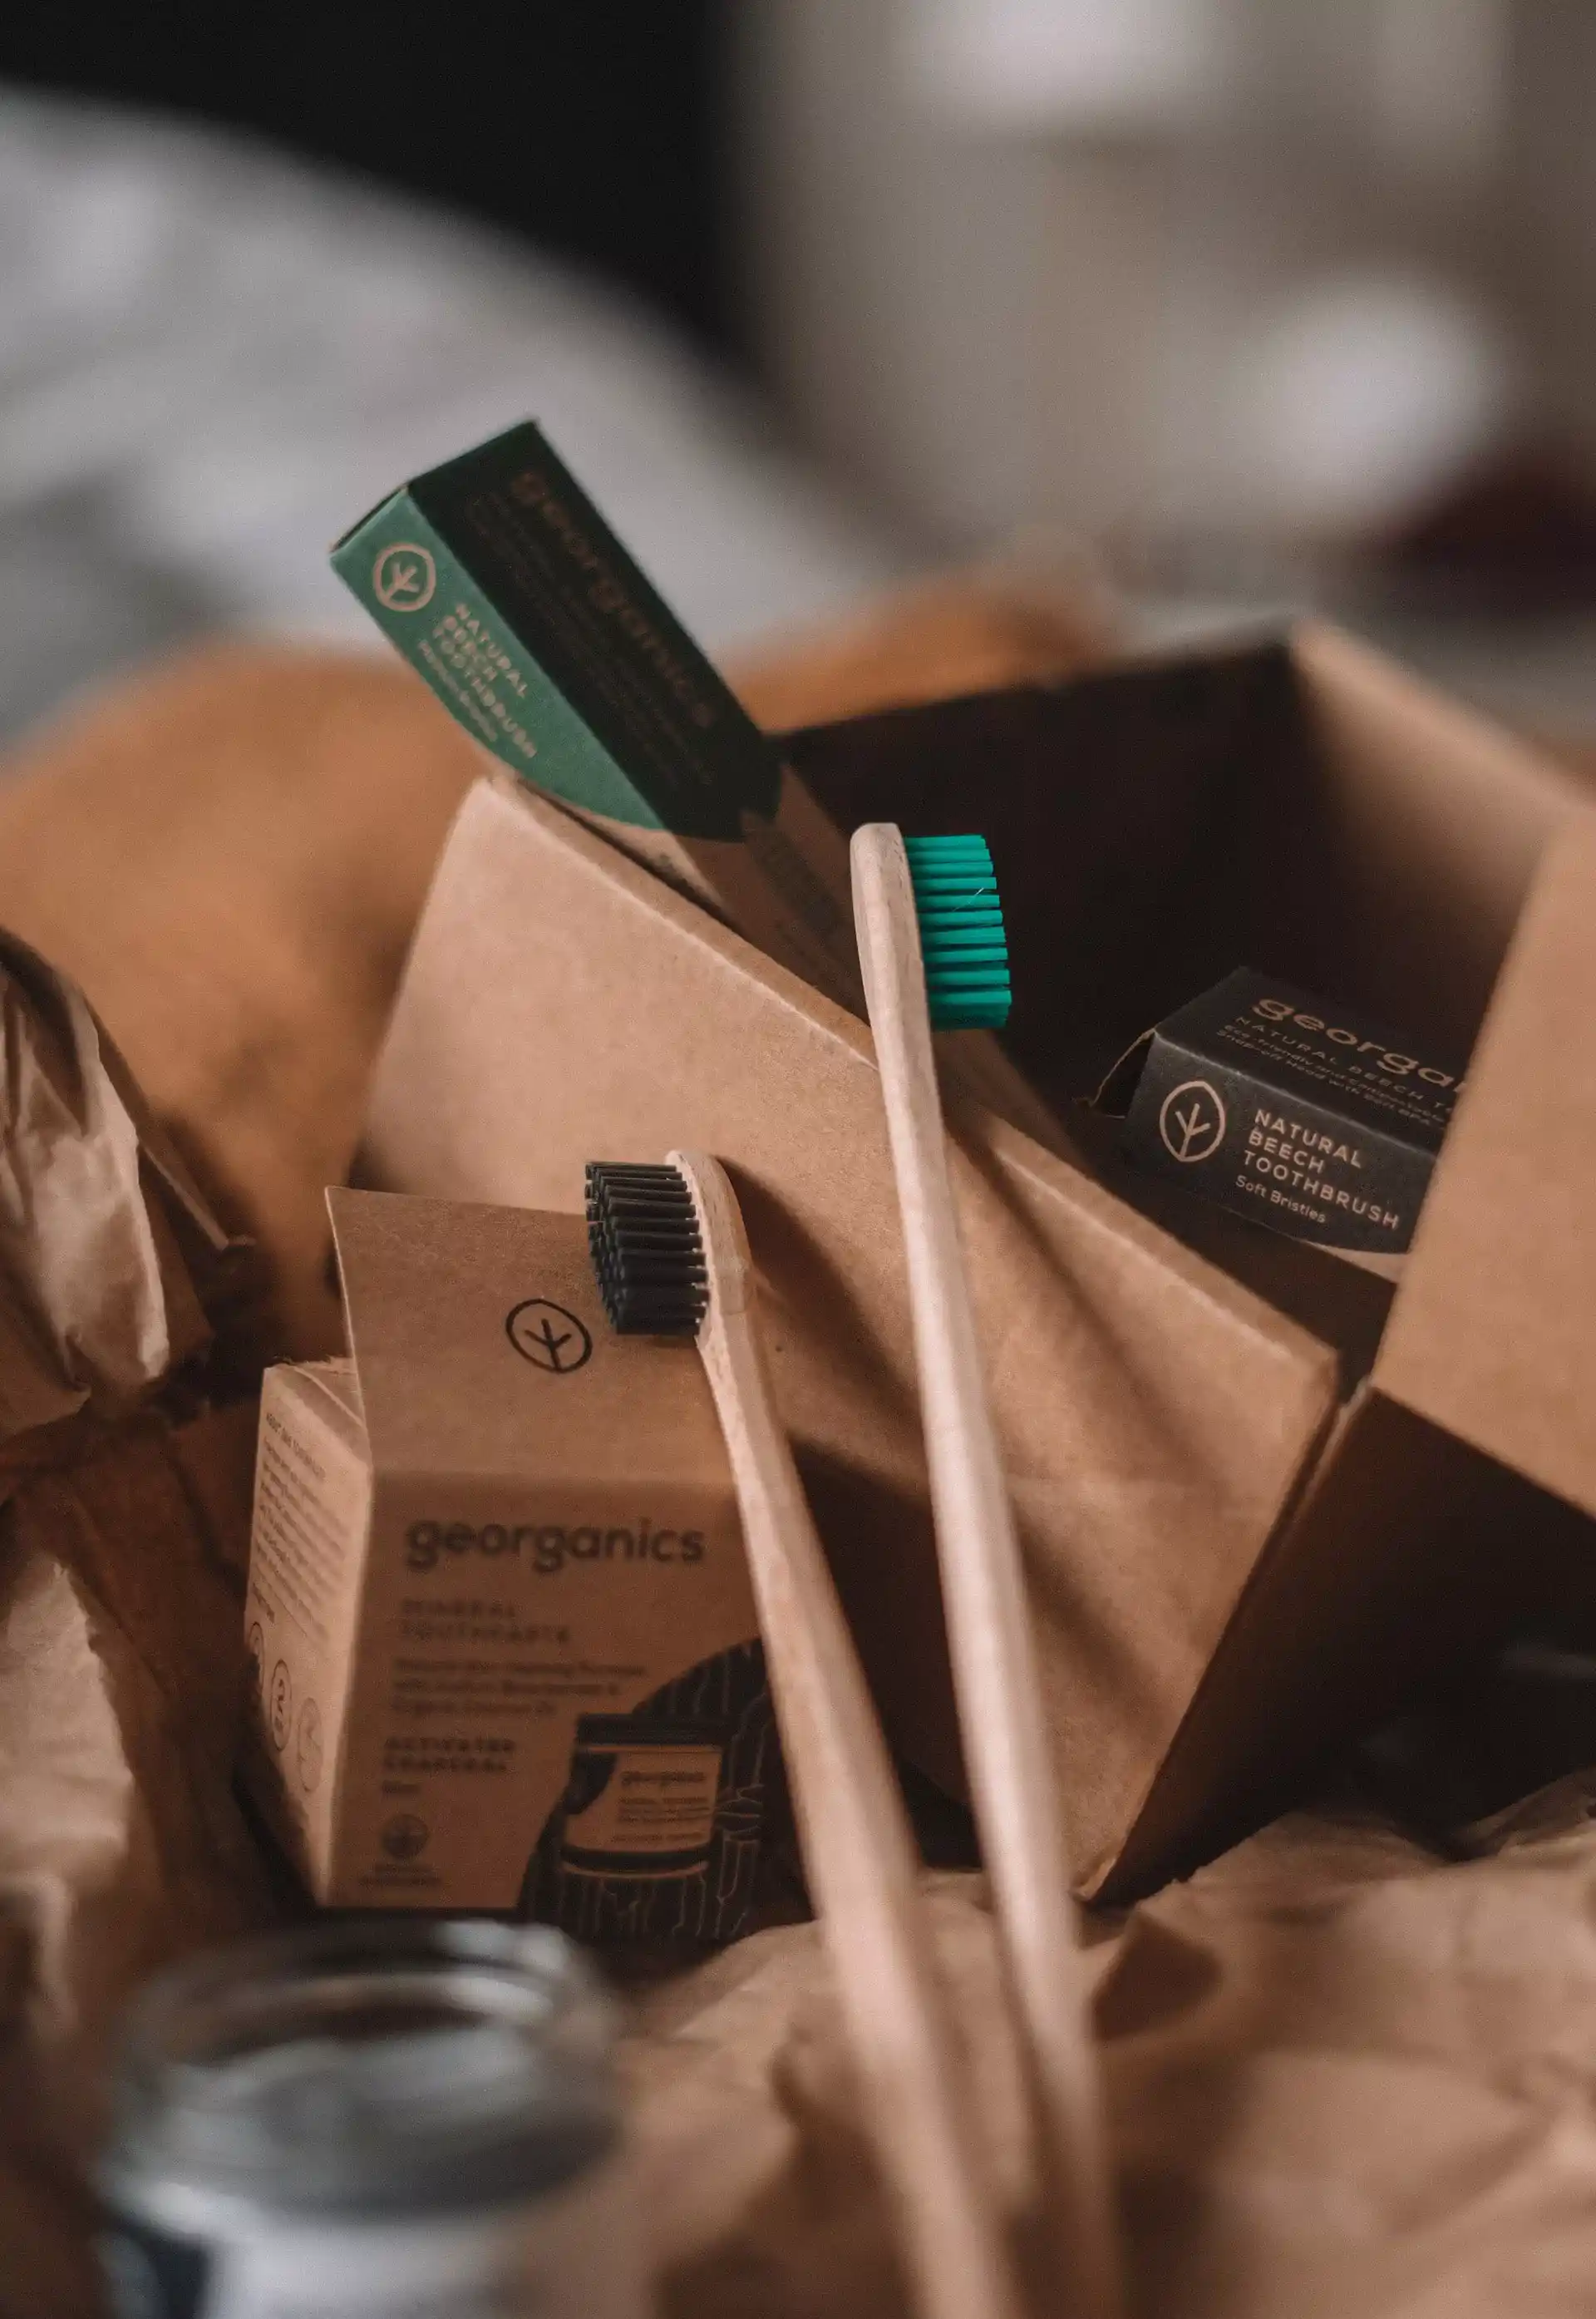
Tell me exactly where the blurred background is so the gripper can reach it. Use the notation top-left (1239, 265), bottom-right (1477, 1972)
top-left (3, 0), bottom-right (1596, 744)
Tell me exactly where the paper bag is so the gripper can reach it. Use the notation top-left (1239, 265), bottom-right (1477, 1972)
top-left (624, 1773), bottom-right (1596, 2319)
top-left (0, 931), bottom-right (270, 2314)
top-left (0, 927), bottom-right (249, 1465)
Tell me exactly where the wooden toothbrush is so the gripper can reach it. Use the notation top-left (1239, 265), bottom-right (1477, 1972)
top-left (850, 826), bottom-right (1124, 2319)
top-left (585, 1152), bottom-right (1027, 2319)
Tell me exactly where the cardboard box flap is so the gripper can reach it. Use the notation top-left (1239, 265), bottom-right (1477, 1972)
top-left (1376, 812), bottom-right (1596, 1519)
top-left (1289, 622), bottom-right (1582, 1056)
top-left (1102, 1384), bottom-right (1564, 1897)
top-left (327, 1186), bottom-right (729, 1488)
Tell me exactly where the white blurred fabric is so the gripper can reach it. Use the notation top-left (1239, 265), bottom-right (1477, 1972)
top-left (0, 90), bottom-right (899, 736)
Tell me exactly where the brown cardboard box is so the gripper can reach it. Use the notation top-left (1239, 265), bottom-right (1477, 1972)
top-left (242, 1188), bottom-right (769, 1933)
top-left (361, 623), bottom-right (1596, 1897)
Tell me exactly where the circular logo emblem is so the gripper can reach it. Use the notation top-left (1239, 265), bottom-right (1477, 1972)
top-left (268, 1659), bottom-right (293, 1750)
top-left (506, 1298), bottom-right (594, 1374)
top-left (1159, 1079), bottom-right (1228, 1164)
top-left (296, 1697), bottom-right (323, 1794)
top-left (381, 1813), bottom-right (430, 1862)
top-left (372, 541), bottom-right (436, 613)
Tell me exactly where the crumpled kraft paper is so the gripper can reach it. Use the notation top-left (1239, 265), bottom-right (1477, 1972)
top-left (0, 930), bottom-right (271, 2317)
top-left (0, 1404), bottom-right (277, 2319)
top-left (623, 1778), bottom-right (1596, 2319)
top-left (0, 929), bottom-right (243, 1458)
top-left (0, 929), bottom-right (268, 2070)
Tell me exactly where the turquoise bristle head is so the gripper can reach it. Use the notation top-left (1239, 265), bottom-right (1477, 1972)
top-left (903, 834), bottom-right (1012, 1030)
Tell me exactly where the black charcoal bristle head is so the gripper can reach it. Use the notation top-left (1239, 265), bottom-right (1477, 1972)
top-left (585, 1162), bottom-right (708, 1336)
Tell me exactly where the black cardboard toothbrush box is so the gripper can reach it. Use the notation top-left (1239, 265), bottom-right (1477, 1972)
top-left (1103, 967), bottom-right (1465, 1261)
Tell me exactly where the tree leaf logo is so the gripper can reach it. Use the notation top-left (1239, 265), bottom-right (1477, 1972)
top-left (1158, 1078), bottom-right (1227, 1164)
top-left (505, 1298), bottom-right (594, 1375)
top-left (373, 541), bottom-right (437, 612)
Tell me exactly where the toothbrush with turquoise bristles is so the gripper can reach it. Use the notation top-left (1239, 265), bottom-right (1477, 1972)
top-left (850, 825), bottom-right (1123, 2319)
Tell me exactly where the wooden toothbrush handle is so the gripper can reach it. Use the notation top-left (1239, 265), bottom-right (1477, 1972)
top-left (672, 1150), bottom-right (1027, 2319)
top-left (850, 831), bottom-right (1123, 2319)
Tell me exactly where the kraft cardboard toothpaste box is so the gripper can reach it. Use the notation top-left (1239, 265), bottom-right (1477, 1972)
top-left (241, 1186), bottom-right (771, 1942)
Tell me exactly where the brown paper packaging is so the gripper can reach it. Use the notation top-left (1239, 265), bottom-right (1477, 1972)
top-left (625, 1774), bottom-right (1596, 2319)
top-left (0, 930), bottom-right (268, 2317)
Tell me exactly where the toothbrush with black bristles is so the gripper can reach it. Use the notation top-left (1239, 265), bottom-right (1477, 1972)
top-left (850, 827), bottom-right (1124, 2319)
top-left (585, 1150), bottom-right (1027, 2319)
